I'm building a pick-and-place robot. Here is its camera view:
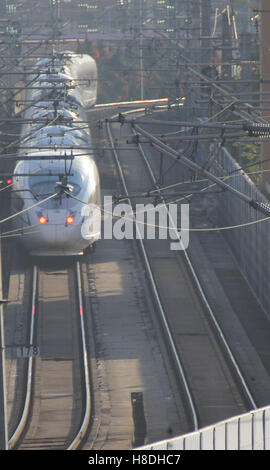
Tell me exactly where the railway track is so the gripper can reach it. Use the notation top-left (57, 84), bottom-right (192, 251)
top-left (8, 259), bottom-right (91, 450)
top-left (4, 102), bottom-right (183, 450)
top-left (4, 102), bottom-right (267, 450)
top-left (105, 116), bottom-right (257, 432)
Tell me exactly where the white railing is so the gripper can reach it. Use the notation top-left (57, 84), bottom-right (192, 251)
top-left (136, 406), bottom-right (270, 450)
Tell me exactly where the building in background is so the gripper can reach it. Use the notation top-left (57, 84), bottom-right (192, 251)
top-left (2, 1), bottom-right (134, 34)
top-left (0, 1), bottom-right (197, 36)
top-left (0, 1), bottom-right (262, 111)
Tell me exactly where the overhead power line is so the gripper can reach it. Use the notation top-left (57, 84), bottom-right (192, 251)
top-left (133, 123), bottom-right (270, 217)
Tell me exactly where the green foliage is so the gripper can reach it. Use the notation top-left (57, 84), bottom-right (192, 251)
top-left (232, 138), bottom-right (262, 184)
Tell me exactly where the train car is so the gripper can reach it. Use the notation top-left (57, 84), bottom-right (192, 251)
top-left (11, 52), bottom-right (101, 256)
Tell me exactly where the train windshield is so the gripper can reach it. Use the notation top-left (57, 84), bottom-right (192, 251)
top-left (29, 167), bottom-right (84, 207)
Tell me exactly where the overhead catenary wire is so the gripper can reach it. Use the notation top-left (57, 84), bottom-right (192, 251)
top-left (0, 8), bottom-right (265, 236)
top-left (133, 123), bottom-right (270, 216)
top-left (2, 179), bottom-right (269, 238)
top-left (0, 5), bottom-right (260, 127)
top-left (0, 192), bottom-right (58, 225)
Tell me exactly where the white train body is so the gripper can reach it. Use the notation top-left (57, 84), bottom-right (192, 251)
top-left (11, 52), bottom-right (101, 256)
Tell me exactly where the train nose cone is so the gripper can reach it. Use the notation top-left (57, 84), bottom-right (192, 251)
top-left (28, 213), bottom-right (86, 256)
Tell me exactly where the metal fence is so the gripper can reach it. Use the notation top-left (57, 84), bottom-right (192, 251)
top-left (135, 144), bottom-right (270, 451)
top-left (144, 116), bottom-right (270, 315)
top-left (136, 405), bottom-right (270, 450)
top-left (137, 118), bottom-right (270, 450)
top-left (197, 146), bottom-right (270, 316)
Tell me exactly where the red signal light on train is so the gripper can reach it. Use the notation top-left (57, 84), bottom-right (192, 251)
top-left (6, 178), bottom-right (12, 185)
top-left (66, 216), bottom-right (74, 225)
top-left (39, 216), bottom-right (48, 225)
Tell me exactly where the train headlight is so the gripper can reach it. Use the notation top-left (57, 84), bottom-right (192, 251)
top-left (39, 216), bottom-right (48, 224)
top-left (66, 216), bottom-right (74, 225)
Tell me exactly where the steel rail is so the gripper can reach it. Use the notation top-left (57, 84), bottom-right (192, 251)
top-left (67, 261), bottom-right (92, 450)
top-left (132, 126), bottom-right (257, 412)
top-left (8, 263), bottom-right (92, 450)
top-left (106, 119), bottom-right (199, 431)
top-left (8, 265), bottom-right (37, 449)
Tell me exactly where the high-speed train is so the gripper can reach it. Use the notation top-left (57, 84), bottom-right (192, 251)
top-left (11, 51), bottom-right (101, 256)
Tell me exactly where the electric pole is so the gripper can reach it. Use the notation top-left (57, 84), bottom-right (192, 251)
top-left (260, 0), bottom-right (270, 196)
top-left (200, 0), bottom-right (212, 114)
top-left (201, 0), bottom-right (212, 67)
top-left (0, 235), bottom-right (8, 450)
top-left (221, 8), bottom-right (232, 81)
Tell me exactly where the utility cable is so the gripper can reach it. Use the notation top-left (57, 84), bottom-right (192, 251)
top-left (0, 192), bottom-right (57, 225)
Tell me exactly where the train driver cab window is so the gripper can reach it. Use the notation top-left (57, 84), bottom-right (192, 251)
top-left (29, 167), bottom-right (84, 206)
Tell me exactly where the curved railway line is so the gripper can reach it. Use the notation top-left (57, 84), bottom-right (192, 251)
top-left (3, 103), bottom-right (270, 450)
top-left (1, 3), bottom-right (270, 450)
top-left (105, 113), bottom-right (258, 432)
top-left (7, 260), bottom-right (91, 450)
